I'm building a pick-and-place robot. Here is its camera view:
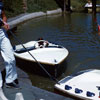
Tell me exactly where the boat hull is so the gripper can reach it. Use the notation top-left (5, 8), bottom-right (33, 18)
top-left (15, 56), bottom-right (67, 77)
top-left (54, 88), bottom-right (85, 100)
top-left (54, 69), bottom-right (100, 100)
top-left (14, 40), bottom-right (68, 77)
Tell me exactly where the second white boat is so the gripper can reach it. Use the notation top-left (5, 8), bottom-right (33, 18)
top-left (55, 69), bottom-right (100, 100)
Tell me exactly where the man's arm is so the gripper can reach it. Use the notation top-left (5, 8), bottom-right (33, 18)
top-left (2, 10), bottom-right (10, 30)
top-left (2, 10), bottom-right (7, 22)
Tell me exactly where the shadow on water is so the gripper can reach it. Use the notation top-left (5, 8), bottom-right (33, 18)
top-left (10, 13), bottom-right (100, 100)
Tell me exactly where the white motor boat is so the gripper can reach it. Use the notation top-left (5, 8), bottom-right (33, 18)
top-left (14, 40), bottom-right (69, 77)
top-left (54, 69), bottom-right (100, 100)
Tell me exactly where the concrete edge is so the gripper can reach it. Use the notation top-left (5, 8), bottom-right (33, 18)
top-left (8, 8), bottom-right (62, 28)
top-left (46, 8), bottom-right (62, 15)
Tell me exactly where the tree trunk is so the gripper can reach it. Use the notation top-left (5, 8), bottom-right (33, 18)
top-left (64, 0), bottom-right (66, 13)
top-left (68, 0), bottom-right (71, 11)
top-left (92, 0), bottom-right (96, 14)
top-left (23, 0), bottom-right (27, 13)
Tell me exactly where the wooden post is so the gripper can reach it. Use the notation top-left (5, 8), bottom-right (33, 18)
top-left (63, 0), bottom-right (71, 13)
top-left (68, 0), bottom-right (71, 11)
top-left (92, 0), bottom-right (96, 14)
top-left (64, 0), bottom-right (66, 13)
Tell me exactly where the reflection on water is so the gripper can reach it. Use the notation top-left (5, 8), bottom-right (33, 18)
top-left (10, 13), bottom-right (100, 100)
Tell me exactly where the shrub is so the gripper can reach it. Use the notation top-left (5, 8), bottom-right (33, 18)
top-left (71, 0), bottom-right (87, 12)
top-left (3, 0), bottom-right (23, 18)
top-left (27, 0), bottom-right (59, 12)
top-left (2, 0), bottom-right (100, 18)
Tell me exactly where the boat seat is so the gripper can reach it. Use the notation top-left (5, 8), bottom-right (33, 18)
top-left (13, 45), bottom-right (63, 53)
top-left (13, 46), bottom-right (35, 53)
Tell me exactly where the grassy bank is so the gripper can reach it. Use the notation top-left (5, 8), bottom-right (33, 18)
top-left (4, 0), bottom-right (24, 18)
top-left (27, 0), bottom-right (59, 13)
top-left (3, 0), bottom-right (100, 18)
top-left (71, 0), bottom-right (86, 12)
top-left (4, 0), bottom-right (59, 18)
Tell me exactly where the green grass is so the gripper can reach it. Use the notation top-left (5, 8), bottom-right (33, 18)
top-left (3, 0), bottom-right (24, 18)
top-left (71, 0), bottom-right (87, 12)
top-left (27, 0), bottom-right (59, 13)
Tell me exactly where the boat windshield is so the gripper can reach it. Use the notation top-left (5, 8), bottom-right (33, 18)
top-left (71, 69), bottom-right (93, 77)
top-left (59, 69), bottom-right (93, 84)
top-left (14, 46), bottom-right (35, 53)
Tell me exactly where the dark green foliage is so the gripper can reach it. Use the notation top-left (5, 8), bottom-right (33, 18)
top-left (71, 0), bottom-right (87, 12)
top-left (27, 0), bottom-right (59, 12)
top-left (3, 0), bottom-right (58, 17)
top-left (2, 0), bottom-right (100, 18)
top-left (3, 0), bottom-right (24, 18)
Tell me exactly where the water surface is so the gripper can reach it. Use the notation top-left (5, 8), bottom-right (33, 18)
top-left (10, 13), bottom-right (100, 100)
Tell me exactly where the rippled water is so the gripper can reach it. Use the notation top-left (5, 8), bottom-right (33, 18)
top-left (10, 13), bottom-right (100, 100)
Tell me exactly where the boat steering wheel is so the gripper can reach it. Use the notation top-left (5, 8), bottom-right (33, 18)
top-left (34, 40), bottom-right (49, 49)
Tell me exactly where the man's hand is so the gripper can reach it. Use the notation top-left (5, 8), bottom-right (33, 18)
top-left (3, 22), bottom-right (10, 30)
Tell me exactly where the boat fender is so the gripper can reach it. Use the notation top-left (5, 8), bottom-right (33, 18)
top-left (75, 88), bottom-right (83, 94)
top-left (65, 85), bottom-right (72, 90)
top-left (86, 91), bottom-right (95, 97)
